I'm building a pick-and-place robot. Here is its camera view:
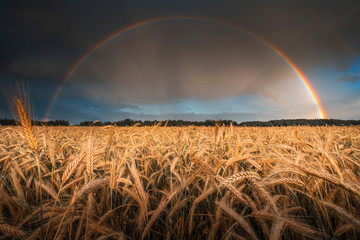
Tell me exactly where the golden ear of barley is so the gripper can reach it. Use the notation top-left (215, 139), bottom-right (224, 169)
top-left (219, 171), bottom-right (261, 187)
top-left (14, 97), bottom-right (44, 238)
top-left (34, 180), bottom-right (57, 200)
top-left (10, 168), bottom-right (25, 202)
top-left (127, 161), bottom-right (148, 231)
top-left (70, 178), bottom-right (109, 205)
top-left (16, 99), bottom-right (38, 153)
top-left (0, 223), bottom-right (26, 238)
top-left (334, 224), bottom-right (354, 237)
top-left (214, 121), bottom-right (219, 144)
top-left (62, 152), bottom-right (86, 183)
top-left (295, 129), bottom-right (299, 138)
top-left (110, 159), bottom-right (117, 190)
top-left (86, 136), bottom-right (94, 180)
top-left (104, 126), bottom-right (115, 161)
top-left (191, 157), bottom-right (216, 176)
top-left (151, 121), bottom-right (162, 133)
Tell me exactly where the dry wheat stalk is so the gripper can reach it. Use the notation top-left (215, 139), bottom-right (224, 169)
top-left (321, 201), bottom-right (360, 230)
top-left (189, 185), bottom-right (217, 233)
top-left (334, 223), bottom-right (354, 237)
top-left (266, 167), bottom-right (306, 178)
top-left (265, 177), bottom-right (305, 187)
top-left (269, 218), bottom-right (285, 240)
top-left (141, 172), bottom-right (198, 240)
top-left (290, 163), bottom-right (360, 197)
top-left (250, 211), bottom-right (320, 239)
top-left (127, 159), bottom-right (148, 231)
top-left (216, 200), bottom-right (259, 240)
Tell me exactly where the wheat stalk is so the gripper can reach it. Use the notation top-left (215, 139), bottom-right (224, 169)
top-left (86, 135), bottom-right (94, 180)
top-left (14, 98), bottom-right (44, 239)
top-left (216, 200), bottom-right (259, 240)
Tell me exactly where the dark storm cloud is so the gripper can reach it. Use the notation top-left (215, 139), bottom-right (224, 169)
top-left (231, 1), bottom-right (359, 70)
top-left (1, 0), bottom-right (137, 79)
top-left (1, 0), bottom-right (360, 79)
top-left (302, 0), bottom-right (360, 53)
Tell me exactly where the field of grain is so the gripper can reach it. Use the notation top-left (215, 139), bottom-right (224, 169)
top-left (0, 124), bottom-right (359, 239)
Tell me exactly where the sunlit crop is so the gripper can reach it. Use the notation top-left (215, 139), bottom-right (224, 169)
top-left (0, 120), bottom-right (359, 239)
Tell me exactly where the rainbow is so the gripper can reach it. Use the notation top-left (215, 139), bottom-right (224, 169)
top-left (43, 16), bottom-right (328, 121)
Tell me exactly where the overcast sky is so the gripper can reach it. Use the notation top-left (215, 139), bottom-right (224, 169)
top-left (1, 0), bottom-right (359, 123)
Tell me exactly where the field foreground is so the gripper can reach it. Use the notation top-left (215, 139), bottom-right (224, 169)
top-left (0, 125), bottom-right (359, 239)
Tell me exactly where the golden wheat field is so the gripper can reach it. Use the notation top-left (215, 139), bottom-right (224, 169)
top-left (0, 124), bottom-right (359, 239)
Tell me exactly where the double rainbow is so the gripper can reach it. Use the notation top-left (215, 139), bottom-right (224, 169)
top-left (43, 16), bottom-right (328, 121)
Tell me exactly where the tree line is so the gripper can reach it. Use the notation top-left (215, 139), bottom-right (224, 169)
top-left (0, 118), bottom-right (359, 127)
top-left (0, 119), bottom-right (70, 126)
top-left (78, 119), bottom-right (237, 127)
top-left (238, 119), bottom-right (360, 127)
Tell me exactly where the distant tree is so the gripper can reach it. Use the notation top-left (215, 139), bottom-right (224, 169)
top-left (1, 118), bottom-right (359, 127)
top-left (239, 119), bottom-right (360, 127)
top-left (0, 118), bottom-right (16, 126)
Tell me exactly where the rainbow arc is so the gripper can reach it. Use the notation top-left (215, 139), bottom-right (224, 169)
top-left (43, 16), bottom-right (328, 121)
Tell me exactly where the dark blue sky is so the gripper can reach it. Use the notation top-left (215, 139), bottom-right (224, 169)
top-left (1, 0), bottom-right (359, 123)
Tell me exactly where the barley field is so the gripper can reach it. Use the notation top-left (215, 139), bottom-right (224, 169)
top-left (0, 123), bottom-right (359, 239)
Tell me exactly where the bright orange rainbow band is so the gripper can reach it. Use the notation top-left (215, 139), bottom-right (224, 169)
top-left (43, 16), bottom-right (328, 121)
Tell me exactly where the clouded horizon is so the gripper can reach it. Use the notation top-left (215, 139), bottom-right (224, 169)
top-left (1, 0), bottom-right (359, 123)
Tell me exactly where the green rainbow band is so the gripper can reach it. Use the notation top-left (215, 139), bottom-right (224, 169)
top-left (43, 16), bottom-right (328, 121)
